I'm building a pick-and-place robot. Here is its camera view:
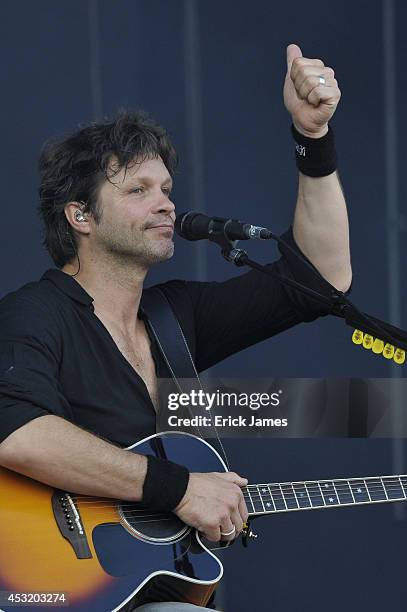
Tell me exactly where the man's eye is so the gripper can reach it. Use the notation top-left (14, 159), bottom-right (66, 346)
top-left (132, 187), bottom-right (144, 194)
top-left (162, 188), bottom-right (172, 196)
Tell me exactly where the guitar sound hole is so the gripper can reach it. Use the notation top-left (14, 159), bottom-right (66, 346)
top-left (118, 502), bottom-right (189, 542)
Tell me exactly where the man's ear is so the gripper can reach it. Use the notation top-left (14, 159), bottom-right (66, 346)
top-left (64, 201), bottom-right (91, 235)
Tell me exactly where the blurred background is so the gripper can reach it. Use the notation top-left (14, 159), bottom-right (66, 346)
top-left (0, 0), bottom-right (406, 610)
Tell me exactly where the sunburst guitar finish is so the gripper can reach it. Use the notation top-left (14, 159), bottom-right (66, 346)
top-left (0, 432), bottom-right (226, 612)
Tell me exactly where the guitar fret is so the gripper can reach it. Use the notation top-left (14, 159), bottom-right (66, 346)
top-left (305, 482), bottom-right (325, 507)
top-left (320, 481), bottom-right (339, 506)
top-left (382, 477), bottom-right (404, 500)
top-left (333, 480), bottom-right (354, 505)
top-left (292, 483), bottom-right (312, 508)
top-left (291, 484), bottom-right (300, 507)
top-left (303, 484), bottom-right (312, 506)
top-left (349, 479), bottom-right (370, 502)
top-left (247, 485), bottom-right (264, 513)
top-left (245, 487), bottom-right (255, 514)
top-left (268, 484), bottom-right (287, 511)
top-left (365, 478), bottom-right (386, 502)
top-left (364, 479), bottom-right (372, 502)
top-left (317, 482), bottom-right (327, 506)
top-left (278, 484), bottom-right (288, 510)
top-left (280, 483), bottom-right (299, 509)
top-left (348, 480), bottom-right (356, 504)
top-left (257, 485), bottom-right (266, 512)
top-left (258, 485), bottom-right (275, 512)
top-left (266, 485), bottom-right (276, 512)
top-left (399, 476), bottom-right (407, 499)
top-left (332, 481), bottom-right (342, 503)
top-left (381, 478), bottom-right (389, 500)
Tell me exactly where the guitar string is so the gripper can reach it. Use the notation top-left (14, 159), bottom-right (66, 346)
top-left (75, 509), bottom-right (174, 519)
top-left (69, 476), bottom-right (407, 501)
top-left (71, 488), bottom-right (407, 516)
top-left (121, 498), bottom-right (405, 520)
top-left (70, 478), bottom-right (407, 500)
top-left (67, 496), bottom-right (407, 527)
top-left (72, 492), bottom-right (407, 515)
top-left (71, 486), bottom-right (407, 508)
top-left (112, 516), bottom-right (175, 524)
top-left (82, 494), bottom-right (407, 514)
top-left (247, 482), bottom-right (407, 495)
top-left (70, 480), bottom-right (407, 508)
top-left (245, 475), bottom-right (407, 486)
top-left (78, 499), bottom-right (407, 520)
top-left (67, 482), bottom-right (407, 525)
top-left (246, 483), bottom-right (407, 506)
top-left (78, 499), bottom-right (407, 527)
top-left (73, 485), bottom-right (407, 508)
top-left (70, 478), bottom-right (407, 501)
top-left (69, 496), bottom-right (407, 525)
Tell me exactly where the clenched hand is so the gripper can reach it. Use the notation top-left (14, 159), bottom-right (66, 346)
top-left (284, 43), bottom-right (341, 138)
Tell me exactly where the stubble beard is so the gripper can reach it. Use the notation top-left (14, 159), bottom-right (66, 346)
top-left (95, 223), bottom-right (174, 269)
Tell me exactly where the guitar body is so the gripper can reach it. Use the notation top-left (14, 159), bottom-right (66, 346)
top-left (0, 432), bottom-right (227, 612)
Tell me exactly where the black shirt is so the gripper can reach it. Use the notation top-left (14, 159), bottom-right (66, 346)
top-left (0, 228), bottom-right (334, 446)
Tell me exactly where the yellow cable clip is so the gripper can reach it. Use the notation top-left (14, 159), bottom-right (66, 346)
top-left (362, 334), bottom-right (374, 350)
top-left (394, 348), bottom-right (406, 365)
top-left (352, 329), bottom-right (364, 345)
top-left (372, 338), bottom-right (384, 354)
top-left (382, 344), bottom-right (395, 360)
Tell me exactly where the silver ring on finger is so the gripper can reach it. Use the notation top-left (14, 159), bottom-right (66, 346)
top-left (318, 75), bottom-right (326, 85)
top-left (220, 526), bottom-right (236, 537)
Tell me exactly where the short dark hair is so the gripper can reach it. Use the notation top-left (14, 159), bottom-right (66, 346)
top-left (38, 109), bottom-right (178, 268)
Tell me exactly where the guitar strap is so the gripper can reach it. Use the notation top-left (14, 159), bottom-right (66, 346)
top-left (140, 287), bottom-right (229, 469)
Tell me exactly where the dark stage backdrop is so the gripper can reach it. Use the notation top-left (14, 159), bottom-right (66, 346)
top-left (1, 1), bottom-right (406, 610)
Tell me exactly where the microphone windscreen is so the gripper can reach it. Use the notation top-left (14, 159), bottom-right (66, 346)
top-left (175, 212), bottom-right (210, 241)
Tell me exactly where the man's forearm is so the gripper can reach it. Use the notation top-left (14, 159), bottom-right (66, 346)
top-left (284, 46), bottom-right (351, 292)
top-left (292, 171), bottom-right (352, 292)
top-left (0, 415), bottom-right (147, 501)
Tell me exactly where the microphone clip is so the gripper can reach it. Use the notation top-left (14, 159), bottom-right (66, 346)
top-left (207, 231), bottom-right (248, 266)
top-left (222, 247), bottom-right (249, 267)
top-left (207, 230), bottom-right (237, 253)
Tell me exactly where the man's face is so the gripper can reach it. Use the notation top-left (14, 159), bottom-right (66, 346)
top-left (89, 156), bottom-right (176, 267)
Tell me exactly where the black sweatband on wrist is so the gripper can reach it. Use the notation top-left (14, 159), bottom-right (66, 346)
top-left (142, 455), bottom-right (190, 512)
top-left (291, 123), bottom-right (337, 177)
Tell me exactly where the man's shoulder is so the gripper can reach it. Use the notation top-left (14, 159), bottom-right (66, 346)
top-left (145, 278), bottom-right (190, 303)
top-left (144, 278), bottom-right (197, 326)
top-left (145, 277), bottom-right (214, 313)
top-left (0, 273), bottom-right (62, 324)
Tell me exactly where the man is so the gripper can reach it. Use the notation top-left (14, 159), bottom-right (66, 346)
top-left (0, 44), bottom-right (350, 611)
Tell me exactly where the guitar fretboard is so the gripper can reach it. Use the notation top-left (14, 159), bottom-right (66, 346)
top-left (243, 475), bottom-right (407, 515)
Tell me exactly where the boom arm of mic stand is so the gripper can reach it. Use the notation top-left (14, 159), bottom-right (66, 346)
top-left (219, 243), bottom-right (407, 354)
top-left (222, 246), bottom-right (335, 308)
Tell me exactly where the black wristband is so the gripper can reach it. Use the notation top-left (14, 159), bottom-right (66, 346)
top-left (291, 123), bottom-right (337, 177)
top-left (142, 455), bottom-right (190, 512)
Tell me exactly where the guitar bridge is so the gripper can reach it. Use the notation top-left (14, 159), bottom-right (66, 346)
top-left (51, 490), bottom-right (92, 559)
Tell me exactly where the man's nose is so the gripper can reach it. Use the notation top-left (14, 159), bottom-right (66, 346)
top-left (152, 190), bottom-right (175, 214)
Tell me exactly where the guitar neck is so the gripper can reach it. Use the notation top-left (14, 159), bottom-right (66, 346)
top-left (243, 475), bottom-right (407, 515)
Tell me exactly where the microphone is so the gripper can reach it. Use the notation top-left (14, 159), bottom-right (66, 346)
top-left (175, 211), bottom-right (273, 242)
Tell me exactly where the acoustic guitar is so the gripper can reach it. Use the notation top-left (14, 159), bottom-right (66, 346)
top-left (1, 431), bottom-right (406, 611)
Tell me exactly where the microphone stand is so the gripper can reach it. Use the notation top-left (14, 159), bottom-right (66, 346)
top-left (209, 233), bottom-right (407, 354)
